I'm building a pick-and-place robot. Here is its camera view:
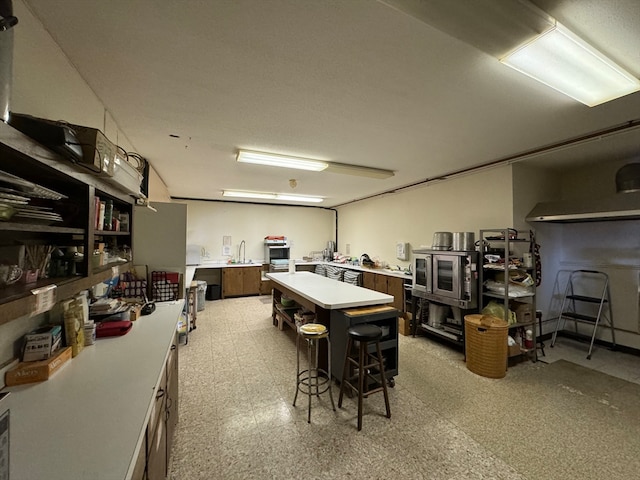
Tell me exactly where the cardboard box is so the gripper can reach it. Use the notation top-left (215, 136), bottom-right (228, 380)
top-left (69, 123), bottom-right (117, 176)
top-left (511, 301), bottom-right (533, 325)
top-left (22, 325), bottom-right (62, 362)
top-left (399, 316), bottom-right (412, 336)
top-left (508, 344), bottom-right (523, 357)
top-left (5, 347), bottom-right (72, 386)
top-left (128, 305), bottom-right (142, 321)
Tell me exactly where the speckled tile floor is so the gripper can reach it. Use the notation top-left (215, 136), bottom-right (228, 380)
top-left (168, 296), bottom-right (640, 480)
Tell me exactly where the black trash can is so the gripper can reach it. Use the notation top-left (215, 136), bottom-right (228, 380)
top-left (206, 284), bottom-right (221, 300)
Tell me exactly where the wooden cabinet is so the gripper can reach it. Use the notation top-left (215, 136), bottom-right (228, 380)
top-left (146, 335), bottom-right (179, 480)
top-left (0, 121), bottom-right (136, 327)
top-left (222, 266), bottom-right (261, 297)
top-left (361, 271), bottom-right (405, 312)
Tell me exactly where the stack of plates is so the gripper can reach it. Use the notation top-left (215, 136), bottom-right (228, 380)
top-left (0, 171), bottom-right (66, 224)
top-left (0, 169), bottom-right (67, 200)
top-left (12, 205), bottom-right (62, 224)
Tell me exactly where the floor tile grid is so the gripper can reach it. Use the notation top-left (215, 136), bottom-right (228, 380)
top-left (170, 296), bottom-right (640, 480)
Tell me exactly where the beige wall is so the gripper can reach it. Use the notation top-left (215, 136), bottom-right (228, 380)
top-left (185, 200), bottom-right (335, 263)
top-left (336, 166), bottom-right (515, 268)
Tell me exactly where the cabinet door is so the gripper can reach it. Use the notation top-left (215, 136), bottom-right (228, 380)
top-left (374, 273), bottom-right (388, 293)
top-left (223, 268), bottom-right (243, 297)
top-left (131, 438), bottom-right (147, 480)
top-left (147, 418), bottom-right (167, 480)
top-left (243, 266), bottom-right (261, 295)
top-left (166, 339), bottom-right (179, 454)
top-left (362, 272), bottom-right (376, 290)
top-left (386, 277), bottom-right (405, 312)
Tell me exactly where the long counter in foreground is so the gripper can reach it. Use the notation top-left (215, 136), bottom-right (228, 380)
top-left (2, 301), bottom-right (184, 480)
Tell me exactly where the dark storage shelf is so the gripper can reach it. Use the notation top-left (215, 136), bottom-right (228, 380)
top-left (0, 261), bottom-right (132, 327)
top-left (0, 222), bottom-right (84, 234)
top-left (1, 121), bottom-right (137, 327)
top-left (93, 230), bottom-right (132, 236)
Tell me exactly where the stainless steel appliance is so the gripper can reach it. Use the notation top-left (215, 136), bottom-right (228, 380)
top-left (412, 248), bottom-right (478, 309)
top-left (265, 237), bottom-right (290, 271)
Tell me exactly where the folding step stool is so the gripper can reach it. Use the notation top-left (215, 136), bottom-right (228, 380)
top-left (550, 270), bottom-right (616, 360)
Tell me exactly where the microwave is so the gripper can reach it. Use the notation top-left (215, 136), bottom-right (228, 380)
top-left (412, 249), bottom-right (478, 309)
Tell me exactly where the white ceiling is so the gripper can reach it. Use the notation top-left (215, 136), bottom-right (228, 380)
top-left (21, 0), bottom-right (640, 207)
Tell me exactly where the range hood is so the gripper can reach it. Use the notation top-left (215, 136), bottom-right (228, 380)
top-left (527, 163), bottom-right (640, 223)
top-left (526, 191), bottom-right (640, 222)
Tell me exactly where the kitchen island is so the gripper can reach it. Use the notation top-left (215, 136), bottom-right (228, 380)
top-left (266, 272), bottom-right (398, 381)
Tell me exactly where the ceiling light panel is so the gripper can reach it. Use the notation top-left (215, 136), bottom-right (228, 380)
top-left (501, 24), bottom-right (640, 107)
top-left (237, 150), bottom-right (328, 171)
top-left (222, 190), bottom-right (323, 203)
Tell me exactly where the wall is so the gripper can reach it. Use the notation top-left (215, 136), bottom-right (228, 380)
top-left (336, 166), bottom-right (514, 267)
top-left (530, 160), bottom-right (640, 349)
top-left (1, 2), bottom-right (173, 378)
top-left (185, 200), bottom-right (335, 263)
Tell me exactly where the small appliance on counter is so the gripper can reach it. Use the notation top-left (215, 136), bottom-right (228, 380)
top-left (360, 253), bottom-right (375, 268)
top-left (265, 236), bottom-right (290, 271)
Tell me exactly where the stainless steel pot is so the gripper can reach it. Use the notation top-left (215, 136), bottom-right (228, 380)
top-left (452, 232), bottom-right (475, 251)
top-left (432, 232), bottom-right (453, 250)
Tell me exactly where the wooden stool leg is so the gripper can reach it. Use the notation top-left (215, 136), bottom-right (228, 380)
top-left (357, 340), bottom-right (366, 431)
top-left (307, 337), bottom-right (313, 423)
top-left (338, 337), bottom-right (352, 408)
top-left (375, 340), bottom-right (391, 419)
top-left (293, 333), bottom-right (301, 407)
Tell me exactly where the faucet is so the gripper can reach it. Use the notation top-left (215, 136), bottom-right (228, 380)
top-left (239, 240), bottom-right (246, 264)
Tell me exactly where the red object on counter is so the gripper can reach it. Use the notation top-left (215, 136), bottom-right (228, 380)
top-left (96, 320), bottom-right (133, 338)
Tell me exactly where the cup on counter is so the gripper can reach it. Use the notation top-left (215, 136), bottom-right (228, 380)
top-left (288, 259), bottom-right (295, 273)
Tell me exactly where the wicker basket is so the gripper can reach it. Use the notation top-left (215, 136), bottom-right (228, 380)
top-left (464, 314), bottom-right (509, 379)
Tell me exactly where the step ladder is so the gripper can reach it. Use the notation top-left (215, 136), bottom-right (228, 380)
top-left (550, 270), bottom-right (616, 360)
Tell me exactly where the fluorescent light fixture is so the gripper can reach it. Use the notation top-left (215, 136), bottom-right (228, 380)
top-left (501, 23), bottom-right (640, 107)
top-left (237, 150), bottom-right (328, 171)
top-left (223, 190), bottom-right (324, 203)
top-left (324, 162), bottom-right (394, 179)
top-left (237, 149), bottom-right (395, 179)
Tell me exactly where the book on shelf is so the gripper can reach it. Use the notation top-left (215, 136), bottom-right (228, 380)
top-left (94, 196), bottom-right (101, 230)
top-left (103, 200), bottom-right (113, 231)
top-left (97, 201), bottom-right (106, 231)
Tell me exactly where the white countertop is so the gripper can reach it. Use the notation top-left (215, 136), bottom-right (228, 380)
top-left (266, 271), bottom-right (393, 309)
top-left (2, 300), bottom-right (184, 480)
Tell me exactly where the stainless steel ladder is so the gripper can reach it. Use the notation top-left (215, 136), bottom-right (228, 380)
top-left (550, 270), bottom-right (615, 359)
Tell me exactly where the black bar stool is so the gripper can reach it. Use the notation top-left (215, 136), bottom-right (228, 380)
top-left (338, 324), bottom-right (391, 431)
top-left (293, 323), bottom-right (336, 423)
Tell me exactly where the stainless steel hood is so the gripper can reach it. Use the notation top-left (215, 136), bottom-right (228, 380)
top-left (526, 191), bottom-right (640, 223)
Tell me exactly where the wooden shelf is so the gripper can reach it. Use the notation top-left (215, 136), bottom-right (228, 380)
top-left (0, 222), bottom-right (84, 235)
top-left (0, 262), bottom-right (132, 327)
top-left (93, 230), bottom-right (131, 236)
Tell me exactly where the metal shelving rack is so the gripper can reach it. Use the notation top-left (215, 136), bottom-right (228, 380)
top-left (479, 228), bottom-right (537, 362)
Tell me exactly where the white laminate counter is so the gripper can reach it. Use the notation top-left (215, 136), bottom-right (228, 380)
top-left (2, 300), bottom-right (184, 480)
top-left (266, 271), bottom-right (393, 309)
